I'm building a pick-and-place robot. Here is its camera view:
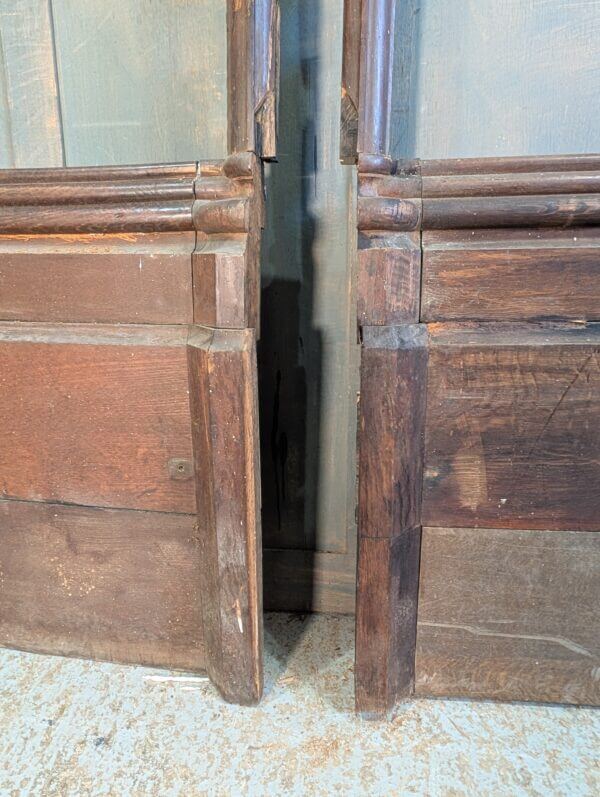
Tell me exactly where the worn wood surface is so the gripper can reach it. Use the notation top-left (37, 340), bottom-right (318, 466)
top-left (188, 327), bottom-right (262, 705)
top-left (422, 322), bottom-right (600, 532)
top-left (0, 499), bottom-right (203, 671)
top-left (0, 233), bottom-right (194, 324)
top-left (415, 526), bottom-right (600, 705)
top-left (0, 323), bottom-right (195, 513)
top-left (0, 0), bottom-right (63, 168)
top-left (355, 324), bottom-right (427, 716)
top-left (228, 0), bottom-right (279, 159)
top-left (422, 229), bottom-right (600, 323)
top-left (357, 231), bottom-right (420, 326)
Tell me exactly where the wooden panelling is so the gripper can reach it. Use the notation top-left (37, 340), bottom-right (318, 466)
top-left (393, 2), bottom-right (600, 159)
top-left (355, 324), bottom-right (427, 716)
top-left (188, 327), bottom-right (262, 705)
top-left (0, 0), bottom-right (63, 168)
top-left (0, 499), bottom-right (203, 671)
top-left (263, 549), bottom-right (356, 614)
top-left (0, 233), bottom-right (194, 324)
top-left (357, 232), bottom-right (421, 326)
top-left (415, 526), bottom-right (600, 705)
top-left (51, 0), bottom-right (227, 166)
top-left (0, 323), bottom-right (195, 513)
top-left (260, 0), bottom-right (358, 559)
top-left (422, 229), bottom-right (600, 322)
top-left (422, 322), bottom-right (600, 531)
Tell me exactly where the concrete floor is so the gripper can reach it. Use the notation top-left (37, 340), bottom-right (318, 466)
top-left (1, 614), bottom-right (598, 797)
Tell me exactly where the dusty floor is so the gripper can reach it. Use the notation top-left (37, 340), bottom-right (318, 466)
top-left (1, 613), bottom-right (598, 796)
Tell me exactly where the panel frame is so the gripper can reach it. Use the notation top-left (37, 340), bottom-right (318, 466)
top-left (0, 0), bottom-right (279, 706)
top-left (342, 0), bottom-right (600, 716)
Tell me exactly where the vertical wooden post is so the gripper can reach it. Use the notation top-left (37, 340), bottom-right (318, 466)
top-left (227, 0), bottom-right (279, 159)
top-left (187, 327), bottom-right (263, 705)
top-left (356, 324), bottom-right (427, 717)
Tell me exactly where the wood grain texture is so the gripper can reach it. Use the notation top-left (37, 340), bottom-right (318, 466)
top-left (0, 323), bottom-right (195, 513)
top-left (339, 0), bottom-right (361, 163)
top-left (0, 499), bottom-right (203, 672)
top-left (357, 231), bottom-right (420, 325)
top-left (422, 229), bottom-right (600, 323)
top-left (263, 549), bottom-right (356, 614)
top-left (188, 327), bottom-right (262, 705)
top-left (356, 529), bottom-right (421, 717)
top-left (422, 322), bottom-right (600, 531)
top-left (0, 0), bottom-right (63, 167)
top-left (355, 324), bottom-right (427, 716)
top-left (0, 232), bottom-right (194, 324)
top-left (415, 526), bottom-right (600, 705)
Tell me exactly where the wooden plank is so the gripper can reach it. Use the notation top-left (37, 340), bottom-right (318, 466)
top-left (422, 323), bottom-right (600, 531)
top-left (188, 327), bottom-right (262, 705)
top-left (0, 0), bottom-right (63, 167)
top-left (357, 231), bottom-right (420, 325)
top-left (263, 549), bottom-right (356, 614)
top-left (415, 526), bottom-right (600, 705)
top-left (0, 232), bottom-right (194, 324)
top-left (260, 0), bottom-right (358, 556)
top-left (355, 324), bottom-right (427, 717)
top-left (51, 0), bottom-right (227, 165)
top-left (0, 323), bottom-right (195, 513)
top-left (0, 499), bottom-right (203, 671)
top-left (339, 0), bottom-right (361, 163)
top-left (228, 0), bottom-right (279, 159)
top-left (422, 229), bottom-right (600, 322)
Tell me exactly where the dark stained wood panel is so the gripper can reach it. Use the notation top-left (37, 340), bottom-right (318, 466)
top-left (0, 233), bottom-right (194, 324)
top-left (0, 323), bottom-right (195, 513)
top-left (422, 323), bottom-right (600, 531)
top-left (188, 327), bottom-right (262, 705)
top-left (0, 499), bottom-right (204, 671)
top-left (422, 229), bottom-right (600, 322)
top-left (357, 232), bottom-right (421, 326)
top-left (355, 324), bottom-right (427, 716)
top-left (415, 526), bottom-right (600, 705)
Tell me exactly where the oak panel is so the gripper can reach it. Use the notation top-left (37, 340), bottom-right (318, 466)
top-left (422, 229), bottom-right (600, 322)
top-left (415, 526), bottom-right (600, 705)
top-left (422, 323), bottom-right (600, 531)
top-left (0, 323), bottom-right (195, 513)
top-left (0, 233), bottom-right (194, 323)
top-left (0, 499), bottom-right (203, 671)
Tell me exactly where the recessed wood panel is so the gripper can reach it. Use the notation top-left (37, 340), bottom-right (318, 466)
top-left (415, 526), bottom-right (600, 705)
top-left (0, 323), bottom-right (195, 513)
top-left (0, 233), bottom-right (194, 323)
top-left (0, 499), bottom-right (203, 671)
top-left (422, 229), bottom-right (600, 322)
top-left (422, 323), bottom-right (600, 531)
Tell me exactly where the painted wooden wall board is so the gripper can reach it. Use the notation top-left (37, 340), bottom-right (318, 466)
top-left (51, 0), bottom-right (227, 166)
top-left (392, 0), bottom-right (600, 159)
top-left (415, 526), bottom-right (600, 705)
top-left (259, 0), bottom-right (359, 557)
top-left (0, 0), bottom-right (63, 167)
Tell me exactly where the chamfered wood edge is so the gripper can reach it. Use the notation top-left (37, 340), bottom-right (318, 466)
top-left (227, 0), bottom-right (279, 160)
top-left (187, 326), bottom-right (263, 705)
top-left (355, 324), bottom-right (428, 717)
